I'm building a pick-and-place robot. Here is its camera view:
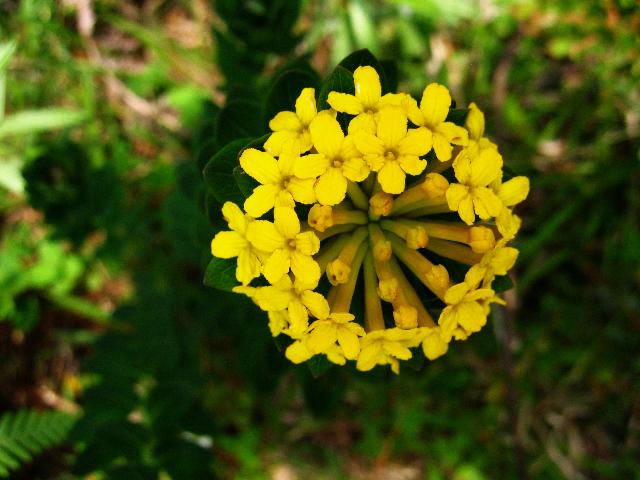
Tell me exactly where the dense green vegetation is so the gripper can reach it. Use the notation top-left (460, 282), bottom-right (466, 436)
top-left (0, 0), bottom-right (638, 478)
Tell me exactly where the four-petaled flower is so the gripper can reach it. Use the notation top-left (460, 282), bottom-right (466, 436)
top-left (307, 312), bottom-right (365, 360)
top-left (264, 87), bottom-right (318, 155)
top-left (353, 106), bottom-right (431, 194)
top-left (247, 206), bottom-right (320, 285)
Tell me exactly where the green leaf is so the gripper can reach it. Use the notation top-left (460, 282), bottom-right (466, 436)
top-left (0, 109), bottom-right (85, 138)
top-left (203, 257), bottom-right (238, 292)
top-left (202, 137), bottom-right (251, 205)
top-left (215, 100), bottom-right (265, 147)
top-left (380, 60), bottom-right (399, 93)
top-left (317, 65), bottom-right (355, 110)
top-left (0, 409), bottom-right (76, 478)
top-left (262, 69), bottom-right (319, 125)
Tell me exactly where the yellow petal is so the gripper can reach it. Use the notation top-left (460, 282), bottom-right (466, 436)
top-left (277, 140), bottom-right (299, 175)
top-left (347, 113), bottom-right (376, 134)
top-left (402, 95), bottom-right (425, 126)
top-left (239, 148), bottom-right (281, 185)
top-left (353, 65), bottom-right (381, 107)
top-left (269, 111), bottom-right (302, 131)
top-left (490, 247), bottom-right (519, 275)
top-left (470, 148), bottom-right (503, 186)
top-left (247, 220), bottom-right (285, 252)
top-left (287, 300), bottom-right (309, 336)
top-left (243, 184), bottom-right (279, 218)
top-left (236, 250), bottom-right (261, 285)
top-left (457, 301), bottom-right (487, 333)
top-left (315, 168), bottom-right (348, 205)
top-left (295, 231), bottom-right (320, 256)
top-left (294, 153), bottom-right (330, 179)
top-left (399, 155), bottom-right (427, 176)
top-left (337, 327), bottom-right (360, 360)
top-left (382, 341), bottom-right (412, 360)
top-left (263, 248), bottom-right (291, 284)
top-left (376, 106), bottom-right (407, 147)
top-left (420, 83), bottom-right (451, 126)
top-left (452, 150), bottom-right (472, 183)
top-left (356, 343), bottom-right (383, 371)
top-left (287, 177), bottom-right (316, 204)
top-left (295, 87), bottom-right (317, 125)
top-left (445, 183), bottom-right (469, 209)
top-left (397, 127), bottom-right (432, 156)
top-left (437, 122), bottom-right (469, 146)
top-left (342, 157), bottom-right (370, 182)
top-left (466, 102), bottom-right (485, 140)
top-left (377, 161), bottom-right (406, 194)
top-left (264, 130), bottom-right (298, 156)
top-left (472, 187), bottom-right (503, 220)
top-left (353, 131), bottom-right (385, 156)
top-left (291, 252), bottom-right (321, 285)
top-left (497, 176), bottom-right (529, 206)
top-left (254, 286), bottom-right (292, 311)
top-left (301, 290), bottom-right (330, 319)
top-left (422, 329), bottom-right (449, 360)
top-left (286, 340), bottom-right (314, 363)
top-left (458, 196), bottom-right (476, 225)
top-left (274, 206), bottom-right (300, 239)
top-left (327, 92), bottom-right (363, 115)
top-left (221, 202), bottom-right (247, 233)
top-left (308, 322), bottom-right (337, 353)
top-left (268, 310), bottom-right (288, 336)
top-left (309, 111), bottom-right (344, 158)
top-left (432, 132), bottom-right (453, 161)
top-left (444, 282), bottom-right (470, 305)
top-left (211, 231), bottom-right (245, 258)
top-left (339, 135), bottom-right (361, 159)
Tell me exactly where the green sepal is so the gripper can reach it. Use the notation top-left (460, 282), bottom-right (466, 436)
top-left (203, 257), bottom-right (238, 292)
top-left (262, 68), bottom-right (320, 126)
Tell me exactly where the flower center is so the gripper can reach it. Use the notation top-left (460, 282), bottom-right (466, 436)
top-left (287, 238), bottom-right (297, 250)
top-left (281, 175), bottom-right (291, 189)
top-left (332, 157), bottom-right (344, 168)
top-left (384, 150), bottom-right (397, 162)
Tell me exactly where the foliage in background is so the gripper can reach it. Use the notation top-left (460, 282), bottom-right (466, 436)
top-left (0, 0), bottom-right (638, 479)
top-left (0, 409), bottom-right (75, 478)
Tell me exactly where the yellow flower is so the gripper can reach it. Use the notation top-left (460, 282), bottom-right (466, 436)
top-left (438, 281), bottom-right (495, 341)
top-left (285, 333), bottom-right (347, 366)
top-left (249, 275), bottom-right (330, 336)
top-left (293, 111), bottom-right (370, 205)
top-left (356, 328), bottom-right (422, 374)
top-left (465, 102), bottom-right (498, 155)
top-left (446, 147), bottom-right (504, 225)
top-left (246, 207), bottom-right (320, 285)
top-left (240, 142), bottom-right (316, 217)
top-left (327, 66), bottom-right (405, 134)
top-left (492, 175), bottom-right (530, 208)
top-left (210, 202), bottom-right (263, 285)
top-left (307, 312), bottom-right (365, 360)
top-left (264, 87), bottom-right (317, 155)
top-left (353, 106), bottom-right (431, 194)
top-left (209, 62), bottom-right (529, 372)
top-left (403, 83), bottom-right (469, 161)
top-left (465, 246), bottom-right (519, 288)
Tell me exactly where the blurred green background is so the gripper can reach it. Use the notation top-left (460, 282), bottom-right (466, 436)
top-left (0, 0), bottom-right (639, 478)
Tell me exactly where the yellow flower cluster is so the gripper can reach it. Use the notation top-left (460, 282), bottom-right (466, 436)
top-left (211, 66), bottom-right (529, 373)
